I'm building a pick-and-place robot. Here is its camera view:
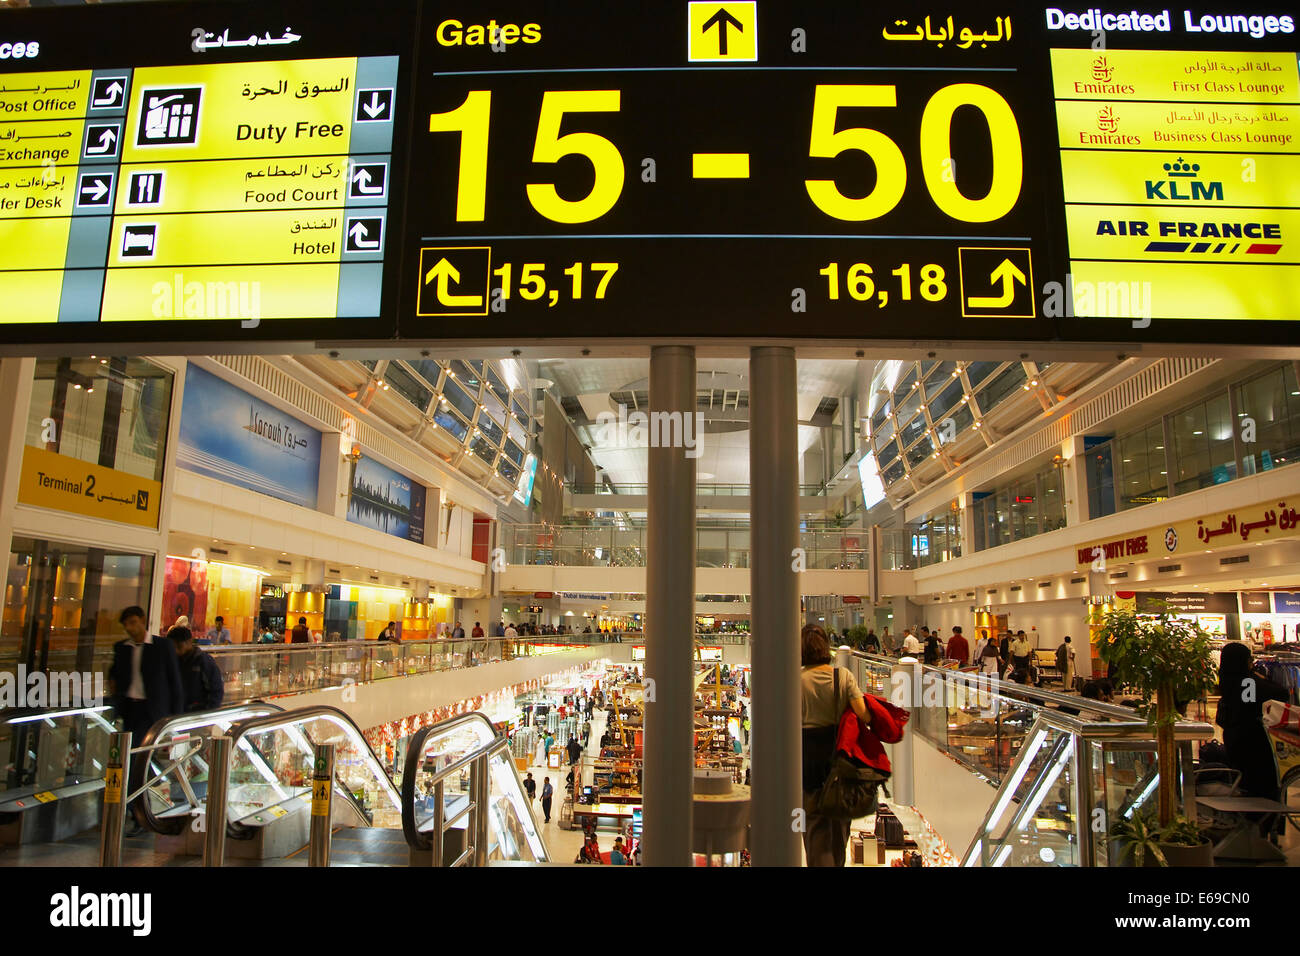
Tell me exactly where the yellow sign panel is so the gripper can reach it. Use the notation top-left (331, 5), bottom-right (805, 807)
top-left (113, 155), bottom-right (352, 215)
top-left (1055, 99), bottom-right (1299, 151)
top-left (18, 445), bottom-right (161, 529)
top-left (1051, 49), bottom-right (1300, 103)
top-left (1075, 496), bottom-right (1300, 569)
top-left (1068, 260), bottom-right (1298, 320)
top-left (688, 2), bottom-right (757, 62)
top-left (1065, 205), bottom-right (1296, 263)
top-left (34, 790), bottom-right (57, 803)
top-left (310, 779), bottom-right (332, 816)
top-left (101, 264), bottom-right (343, 322)
top-left (108, 210), bottom-right (348, 268)
top-left (103, 766), bottom-right (123, 804)
top-left (0, 70), bottom-right (92, 120)
top-left (0, 271), bottom-right (62, 323)
top-left (1059, 150), bottom-right (1300, 206)
top-left (0, 217), bottom-right (75, 270)
top-left (121, 59), bottom-right (358, 163)
top-left (0, 118), bottom-right (84, 167)
top-left (0, 166), bottom-right (79, 219)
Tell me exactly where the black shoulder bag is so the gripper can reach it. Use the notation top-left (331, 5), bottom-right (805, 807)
top-left (811, 667), bottom-right (891, 819)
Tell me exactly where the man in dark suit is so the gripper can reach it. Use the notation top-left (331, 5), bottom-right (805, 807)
top-left (109, 605), bottom-right (183, 831)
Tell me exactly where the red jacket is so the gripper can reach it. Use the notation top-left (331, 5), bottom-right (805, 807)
top-left (834, 694), bottom-right (910, 774)
top-left (947, 634), bottom-right (969, 666)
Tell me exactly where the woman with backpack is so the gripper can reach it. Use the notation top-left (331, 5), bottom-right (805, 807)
top-left (800, 624), bottom-right (868, 867)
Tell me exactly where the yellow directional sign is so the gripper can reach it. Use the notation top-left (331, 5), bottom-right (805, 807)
top-left (311, 779), bottom-right (332, 816)
top-left (103, 767), bottom-right (123, 804)
top-left (688, 2), bottom-right (757, 62)
top-left (958, 247), bottom-right (1034, 318)
top-left (416, 245), bottom-right (490, 316)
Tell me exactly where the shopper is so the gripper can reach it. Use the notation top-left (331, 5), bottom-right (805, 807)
top-left (523, 772), bottom-right (537, 804)
top-left (998, 631), bottom-right (1013, 664)
top-left (978, 636), bottom-right (1002, 676)
top-left (452, 621), bottom-right (466, 639)
top-left (800, 624), bottom-right (868, 867)
top-left (505, 621), bottom-right (517, 638)
top-left (109, 606), bottom-right (183, 831)
top-left (205, 616), bottom-right (233, 645)
top-left (610, 837), bottom-right (628, 865)
top-left (379, 621), bottom-right (398, 642)
top-left (1217, 641), bottom-right (1288, 801)
top-left (901, 629), bottom-right (921, 656)
top-left (1009, 631), bottom-right (1033, 683)
top-left (541, 777), bottom-right (553, 822)
top-left (947, 626), bottom-right (969, 667)
top-left (472, 621), bottom-right (484, 638)
top-left (494, 621), bottom-right (505, 637)
top-left (290, 617), bottom-right (311, 643)
top-left (1056, 636), bottom-right (1077, 688)
top-left (923, 632), bottom-right (942, 665)
top-left (864, 630), bottom-right (880, 654)
top-left (168, 625), bottom-right (225, 711)
top-left (566, 736), bottom-right (583, 765)
top-left (880, 628), bottom-right (895, 655)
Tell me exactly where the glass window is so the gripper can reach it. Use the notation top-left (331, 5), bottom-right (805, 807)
top-left (382, 362), bottom-right (433, 411)
top-left (895, 387), bottom-right (922, 429)
top-left (1086, 440), bottom-right (1116, 519)
top-left (1117, 422), bottom-right (1167, 510)
top-left (949, 403), bottom-right (975, 433)
top-left (1041, 464), bottom-right (1065, 532)
top-left (919, 360), bottom-right (938, 379)
top-left (1236, 364), bottom-right (1300, 475)
top-left (1172, 392), bottom-right (1235, 493)
top-left (873, 414), bottom-right (896, 447)
top-left (471, 435), bottom-right (497, 465)
top-left (405, 359), bottom-right (444, 389)
top-left (433, 408), bottom-right (468, 441)
top-left (512, 397), bottom-right (529, 421)
top-left (485, 364), bottom-right (508, 398)
top-left (870, 399), bottom-right (891, 434)
top-left (504, 439), bottom-right (525, 466)
top-left (478, 415), bottom-right (504, 447)
top-left (965, 361), bottom-right (999, 388)
top-left (498, 457), bottom-right (520, 483)
top-left (360, 359), bottom-right (378, 372)
top-left (26, 357), bottom-right (173, 483)
top-left (508, 415), bottom-right (528, 447)
top-left (905, 436), bottom-right (934, 467)
top-left (877, 437), bottom-right (900, 468)
top-left (925, 362), bottom-right (957, 395)
top-left (895, 365), bottom-right (918, 398)
top-left (442, 378), bottom-right (478, 421)
top-left (882, 458), bottom-right (906, 485)
top-left (975, 363), bottom-right (1027, 412)
top-left (482, 389), bottom-right (508, 428)
top-left (449, 360), bottom-right (481, 390)
top-left (929, 377), bottom-right (964, 420)
top-left (900, 413), bottom-right (928, 449)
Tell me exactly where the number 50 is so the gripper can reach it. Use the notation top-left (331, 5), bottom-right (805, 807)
top-left (805, 83), bottom-right (1022, 223)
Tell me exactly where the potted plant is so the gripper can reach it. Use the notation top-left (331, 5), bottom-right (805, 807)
top-left (1109, 812), bottom-right (1210, 867)
top-left (1095, 608), bottom-right (1217, 865)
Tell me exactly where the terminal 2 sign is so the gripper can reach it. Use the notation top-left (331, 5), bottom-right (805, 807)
top-left (0, 0), bottom-right (1296, 351)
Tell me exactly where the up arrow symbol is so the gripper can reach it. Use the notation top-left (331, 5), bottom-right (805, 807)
top-left (702, 7), bottom-right (743, 56)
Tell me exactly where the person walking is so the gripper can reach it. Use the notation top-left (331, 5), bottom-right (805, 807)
top-left (947, 626), bottom-right (969, 667)
top-left (109, 606), bottom-right (184, 831)
top-left (923, 632), bottom-right (942, 665)
top-left (452, 621), bottom-right (466, 639)
top-left (978, 636), bottom-right (1002, 677)
top-left (901, 629), bottom-right (921, 656)
top-left (471, 621), bottom-right (484, 638)
top-left (566, 736), bottom-right (582, 765)
top-left (1056, 636), bottom-right (1077, 688)
top-left (1009, 631), bottom-right (1033, 683)
top-left (168, 626), bottom-right (225, 711)
top-left (541, 777), bottom-right (554, 823)
top-left (864, 630), bottom-right (880, 654)
top-left (523, 772), bottom-right (537, 806)
top-left (800, 624), bottom-right (869, 867)
top-left (290, 617), bottom-right (311, 643)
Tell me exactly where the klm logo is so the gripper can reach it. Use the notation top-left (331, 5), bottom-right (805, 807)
top-left (1145, 158), bottom-right (1223, 201)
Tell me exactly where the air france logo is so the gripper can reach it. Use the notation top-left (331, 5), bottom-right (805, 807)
top-left (50, 887), bottom-right (152, 936)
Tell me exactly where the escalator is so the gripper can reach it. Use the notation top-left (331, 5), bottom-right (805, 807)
top-left (137, 703), bottom-right (546, 864)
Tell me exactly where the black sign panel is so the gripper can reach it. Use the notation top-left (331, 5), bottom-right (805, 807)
top-left (1136, 591), bottom-right (1240, 614)
top-left (401, 1), bottom-right (1051, 342)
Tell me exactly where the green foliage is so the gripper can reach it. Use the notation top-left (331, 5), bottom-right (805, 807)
top-left (1109, 812), bottom-right (1206, 865)
top-left (845, 625), bottom-right (871, 649)
top-left (1093, 608), bottom-right (1218, 728)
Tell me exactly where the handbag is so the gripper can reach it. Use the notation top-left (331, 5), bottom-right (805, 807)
top-left (810, 668), bottom-right (890, 819)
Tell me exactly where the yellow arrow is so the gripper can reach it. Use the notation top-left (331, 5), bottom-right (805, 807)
top-left (967, 257), bottom-right (1026, 309)
top-left (425, 257), bottom-right (483, 307)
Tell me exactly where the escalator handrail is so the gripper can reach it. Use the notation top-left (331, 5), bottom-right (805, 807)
top-left (135, 701), bottom-right (286, 835)
top-left (401, 712), bottom-right (500, 850)
top-left (223, 704), bottom-right (403, 829)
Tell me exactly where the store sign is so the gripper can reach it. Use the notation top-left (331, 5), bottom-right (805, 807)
top-left (0, 0), bottom-right (1296, 351)
top-left (842, 595), bottom-right (862, 604)
top-left (1075, 497), bottom-right (1300, 569)
top-left (1275, 592), bottom-right (1300, 614)
top-left (1240, 591), bottom-right (1273, 613)
top-left (17, 445), bottom-right (160, 528)
top-left (346, 453), bottom-right (427, 544)
top-left (1135, 591), bottom-right (1239, 615)
top-left (178, 364), bottom-right (321, 508)
top-left (0, 0), bottom-right (409, 348)
top-left (532, 592), bottom-right (554, 599)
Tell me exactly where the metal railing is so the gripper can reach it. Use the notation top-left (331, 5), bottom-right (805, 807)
top-left (840, 651), bottom-right (1213, 866)
top-left (567, 482), bottom-right (829, 497)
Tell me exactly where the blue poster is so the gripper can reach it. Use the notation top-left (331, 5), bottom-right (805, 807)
top-left (177, 364), bottom-right (321, 508)
top-left (347, 454), bottom-right (426, 543)
top-left (1275, 592), bottom-right (1300, 615)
